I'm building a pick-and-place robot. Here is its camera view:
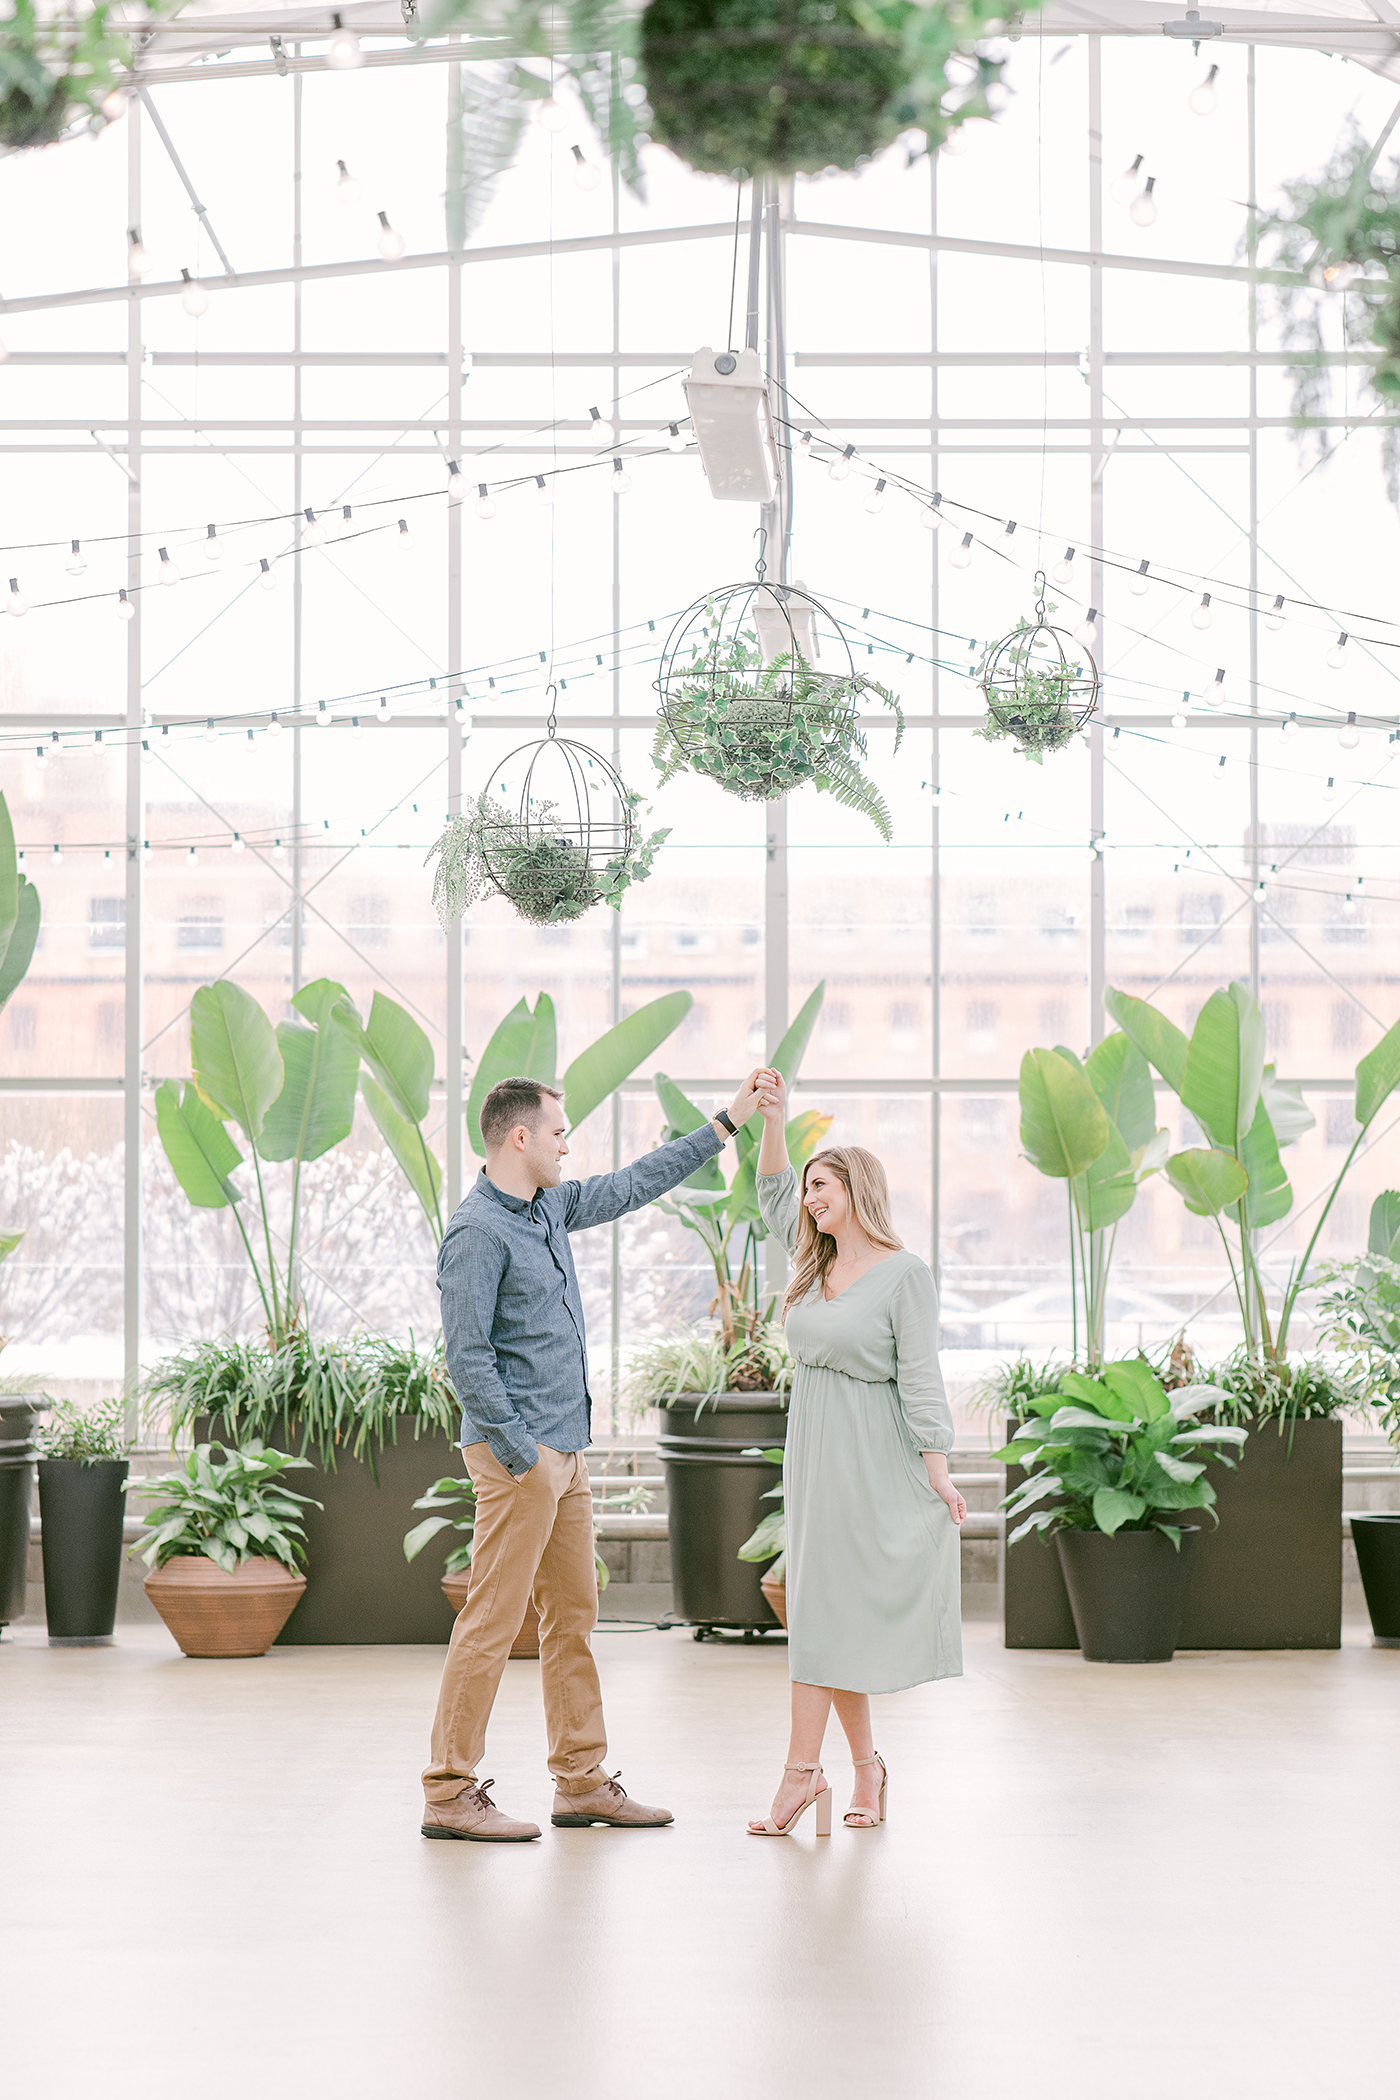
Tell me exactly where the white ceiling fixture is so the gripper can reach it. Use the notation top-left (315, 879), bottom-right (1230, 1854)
top-left (681, 346), bottom-right (780, 505)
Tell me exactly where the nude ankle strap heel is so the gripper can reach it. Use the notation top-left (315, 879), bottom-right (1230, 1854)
top-left (845, 1752), bottom-right (887, 1828)
top-left (748, 1761), bottom-right (832, 1838)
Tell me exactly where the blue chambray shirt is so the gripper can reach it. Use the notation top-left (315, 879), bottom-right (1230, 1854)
top-left (436, 1123), bottom-right (724, 1476)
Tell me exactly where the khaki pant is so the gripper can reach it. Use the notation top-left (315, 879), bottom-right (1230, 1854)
top-left (422, 1442), bottom-right (607, 1804)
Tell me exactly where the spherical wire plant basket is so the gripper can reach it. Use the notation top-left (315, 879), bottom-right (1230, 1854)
top-left (978, 572), bottom-right (1101, 759)
top-left (654, 567), bottom-right (861, 804)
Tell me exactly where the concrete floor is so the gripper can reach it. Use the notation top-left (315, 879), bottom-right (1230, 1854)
top-left (3, 1621), bottom-right (1397, 2100)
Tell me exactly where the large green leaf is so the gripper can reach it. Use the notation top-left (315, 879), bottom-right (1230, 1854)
top-left (0, 880), bottom-right (40, 1015)
top-left (1356, 1014), bottom-right (1400, 1130)
top-left (1239, 1097), bottom-right (1292, 1229)
top-left (786, 1109), bottom-right (833, 1170)
top-left (0, 793), bottom-right (17, 964)
top-left (1102, 1358), bottom-right (1168, 1421)
top-left (562, 989), bottom-right (692, 1130)
top-left (259, 982), bottom-right (360, 1167)
top-left (1073, 1120), bottom-right (1137, 1233)
top-left (156, 1078), bottom-right (243, 1208)
top-left (1261, 1065), bottom-right (1315, 1147)
top-left (769, 981), bottom-right (825, 1085)
top-left (1019, 1048), bottom-right (1109, 1181)
top-left (1165, 1147), bottom-right (1249, 1217)
top-left (362, 991), bottom-right (435, 1123)
top-left (1181, 983), bottom-right (1263, 1155)
top-left (361, 1072), bottom-right (443, 1224)
top-left (653, 1074), bottom-right (724, 1190)
top-left (1369, 1190), bottom-right (1400, 1259)
top-left (190, 982), bottom-right (283, 1144)
top-left (1085, 1033), bottom-right (1158, 1152)
top-left (465, 994), bottom-right (557, 1157)
top-left (1103, 987), bottom-right (1189, 1095)
top-left (1092, 1486), bottom-right (1146, 1535)
top-left (0, 1229), bottom-right (23, 1263)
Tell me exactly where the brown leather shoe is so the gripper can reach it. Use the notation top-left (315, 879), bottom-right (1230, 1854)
top-left (421, 1779), bottom-right (540, 1843)
top-left (551, 1771), bottom-right (673, 1828)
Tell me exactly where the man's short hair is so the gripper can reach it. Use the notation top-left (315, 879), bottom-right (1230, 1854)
top-left (479, 1076), bottom-right (565, 1153)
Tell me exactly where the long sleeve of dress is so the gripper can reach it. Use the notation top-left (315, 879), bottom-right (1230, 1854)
top-left (756, 1163), bottom-right (802, 1253)
top-left (889, 1262), bottom-right (954, 1455)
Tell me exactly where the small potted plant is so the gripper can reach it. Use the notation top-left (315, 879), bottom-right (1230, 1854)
top-left (736, 1446), bottom-right (786, 1626)
top-left (995, 1358), bottom-right (1246, 1662)
top-left (34, 1395), bottom-right (132, 1646)
top-left (403, 1476), bottom-right (638, 1656)
top-left (976, 593), bottom-right (1100, 764)
top-left (128, 1441), bottom-right (320, 1658)
top-left (1319, 1211), bottom-right (1400, 1645)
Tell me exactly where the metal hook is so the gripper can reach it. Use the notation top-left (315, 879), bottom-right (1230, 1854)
top-left (544, 681), bottom-right (558, 738)
top-left (753, 524), bottom-right (768, 580)
top-left (1033, 568), bottom-right (1048, 624)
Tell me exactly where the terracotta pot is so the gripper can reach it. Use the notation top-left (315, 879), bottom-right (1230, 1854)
top-left (759, 1573), bottom-right (787, 1628)
top-left (145, 1555), bottom-right (307, 1658)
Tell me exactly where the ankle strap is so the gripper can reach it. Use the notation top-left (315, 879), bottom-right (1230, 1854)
top-left (851, 1753), bottom-right (883, 1767)
top-left (784, 1762), bottom-right (820, 1773)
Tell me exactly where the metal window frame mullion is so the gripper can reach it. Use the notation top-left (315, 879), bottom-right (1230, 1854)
top-left (123, 101), bottom-right (144, 1423)
top-left (1088, 34), bottom-right (1107, 1048)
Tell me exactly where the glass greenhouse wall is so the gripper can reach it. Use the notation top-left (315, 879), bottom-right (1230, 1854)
top-left (2, 35), bottom-right (1399, 1427)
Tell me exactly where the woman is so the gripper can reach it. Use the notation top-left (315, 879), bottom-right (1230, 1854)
top-left (747, 1071), bottom-right (965, 1838)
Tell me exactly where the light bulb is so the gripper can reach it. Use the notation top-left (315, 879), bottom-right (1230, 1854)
top-left (7, 578), bottom-right (27, 616)
top-left (1327, 631), bottom-right (1349, 670)
top-left (232, 832), bottom-right (245, 852)
top-left (666, 422), bottom-right (687, 453)
top-left (1323, 774), bottom-right (1336, 801)
top-left (52, 844), bottom-right (63, 865)
top-left (921, 495), bottom-right (944, 533)
top-left (1129, 559), bottom-right (1150, 595)
top-left (268, 712), bottom-right (282, 737)
top-left (535, 474), bottom-right (553, 505)
top-left (273, 839), bottom-right (286, 860)
top-left (377, 212), bottom-right (406, 261)
top-left (1343, 892), bottom-right (1356, 913)
top-left (316, 702), bottom-right (332, 729)
top-left (376, 695), bottom-right (392, 723)
top-left (1109, 154), bottom-right (1144, 206)
top-left (1171, 708), bottom-right (1187, 730)
top-left (446, 460), bottom-right (465, 501)
top-left (127, 227), bottom-right (155, 279)
top-left (158, 546), bottom-right (178, 585)
top-left (1129, 178), bottom-right (1158, 229)
top-left (259, 558), bottom-right (276, 590)
top-left (335, 159), bottom-right (362, 205)
top-left (35, 744), bottom-right (47, 769)
top-left (1339, 711), bottom-right (1360, 750)
top-left (351, 716), bottom-right (364, 740)
top-left (1073, 610), bottom-right (1099, 648)
top-left (180, 269), bottom-right (209, 317)
top-left (1051, 547), bottom-right (1076, 586)
top-left (1191, 592), bottom-right (1213, 630)
top-left (829, 445), bottom-right (854, 483)
top-left (302, 508), bottom-right (327, 547)
top-left (941, 124), bottom-right (971, 158)
top-left (326, 14), bottom-right (363, 69)
top-left (1211, 669), bottom-right (1227, 704)
top-left (66, 539), bottom-right (86, 578)
top-left (397, 518), bottom-right (416, 549)
top-left (864, 478), bottom-right (887, 515)
top-left (1188, 64), bottom-right (1219, 116)
top-left (611, 458), bottom-right (632, 494)
top-left (949, 532), bottom-right (974, 569)
top-left (1282, 712), bottom-right (1300, 740)
top-left (1265, 593), bottom-right (1285, 630)
top-left (476, 484), bottom-right (496, 519)
top-left (537, 94), bottom-right (569, 133)
top-left (204, 718), bottom-right (218, 743)
top-left (187, 848), bottom-right (199, 869)
top-left (797, 430), bottom-right (813, 455)
top-left (204, 524), bottom-right (223, 562)
top-left (116, 589), bottom-right (134, 621)
top-left (1323, 260), bottom-right (1359, 293)
top-left (571, 145), bottom-right (601, 192)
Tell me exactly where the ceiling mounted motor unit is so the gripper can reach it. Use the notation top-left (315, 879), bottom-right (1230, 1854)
top-left (682, 346), bottom-right (781, 504)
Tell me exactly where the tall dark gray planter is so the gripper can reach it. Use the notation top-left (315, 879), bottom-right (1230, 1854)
top-left (659, 1394), bottom-right (787, 1635)
top-left (1350, 1513), bottom-right (1400, 1647)
top-left (0, 1397), bottom-right (41, 1629)
top-left (1005, 1415), bottom-right (1343, 1651)
top-left (1056, 1527), bottom-right (1201, 1662)
top-left (38, 1458), bottom-right (129, 1644)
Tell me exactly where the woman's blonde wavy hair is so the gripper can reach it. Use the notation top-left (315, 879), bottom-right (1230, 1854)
top-left (783, 1147), bottom-right (903, 1318)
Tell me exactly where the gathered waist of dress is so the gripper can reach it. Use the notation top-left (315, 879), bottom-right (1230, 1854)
top-left (792, 1361), bottom-right (896, 1389)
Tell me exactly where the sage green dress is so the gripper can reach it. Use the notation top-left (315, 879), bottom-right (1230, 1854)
top-left (758, 1166), bottom-right (962, 1695)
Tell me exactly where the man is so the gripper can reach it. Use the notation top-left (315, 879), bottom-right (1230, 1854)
top-left (421, 1065), bottom-right (768, 1842)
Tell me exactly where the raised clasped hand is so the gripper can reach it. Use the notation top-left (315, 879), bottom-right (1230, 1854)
top-left (752, 1068), bottom-right (786, 1123)
top-left (726, 1067), bottom-right (771, 1127)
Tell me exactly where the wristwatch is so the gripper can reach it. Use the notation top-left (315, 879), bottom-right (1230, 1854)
top-left (714, 1108), bottom-right (738, 1137)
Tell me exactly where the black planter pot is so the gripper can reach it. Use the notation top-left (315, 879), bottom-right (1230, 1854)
top-left (0, 1396), bottom-right (41, 1628)
top-left (37, 1459), bottom-right (129, 1645)
top-left (197, 1413), bottom-right (462, 1644)
top-left (1056, 1527), bottom-right (1201, 1663)
top-left (1006, 1415), bottom-right (1343, 1651)
top-left (659, 1394), bottom-right (787, 1634)
top-left (1350, 1514), bottom-right (1400, 1648)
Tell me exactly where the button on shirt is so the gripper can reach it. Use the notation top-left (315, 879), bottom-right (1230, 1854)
top-left (437, 1123), bottom-right (725, 1476)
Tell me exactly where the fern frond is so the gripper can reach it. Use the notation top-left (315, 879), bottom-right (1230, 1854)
top-left (813, 751), bottom-right (894, 842)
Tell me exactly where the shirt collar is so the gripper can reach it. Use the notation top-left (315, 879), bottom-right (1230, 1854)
top-left (477, 1167), bottom-right (535, 1216)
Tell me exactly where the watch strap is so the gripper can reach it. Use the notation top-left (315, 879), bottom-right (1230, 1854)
top-left (714, 1109), bottom-right (737, 1136)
